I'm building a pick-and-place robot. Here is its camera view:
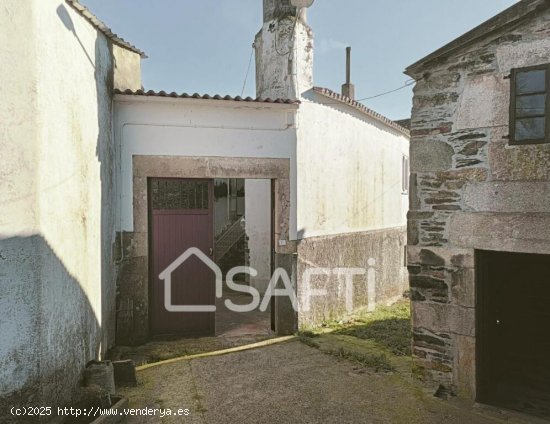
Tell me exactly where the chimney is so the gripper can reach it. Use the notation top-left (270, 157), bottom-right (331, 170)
top-left (341, 47), bottom-right (355, 100)
top-left (263, 0), bottom-right (296, 21)
top-left (255, 0), bottom-right (314, 100)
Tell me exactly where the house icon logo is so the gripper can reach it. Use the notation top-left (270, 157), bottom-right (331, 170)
top-left (158, 247), bottom-right (223, 313)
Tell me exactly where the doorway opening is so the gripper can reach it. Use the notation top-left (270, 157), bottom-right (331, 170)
top-left (477, 250), bottom-right (550, 419)
top-left (213, 178), bottom-right (273, 339)
top-left (148, 177), bottom-right (273, 341)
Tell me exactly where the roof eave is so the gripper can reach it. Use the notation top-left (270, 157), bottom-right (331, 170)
top-left (65, 0), bottom-right (147, 58)
top-left (405, 0), bottom-right (549, 76)
top-left (312, 87), bottom-right (410, 137)
top-left (113, 89), bottom-right (300, 107)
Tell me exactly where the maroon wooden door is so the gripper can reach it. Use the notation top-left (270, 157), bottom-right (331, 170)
top-left (149, 178), bottom-right (215, 337)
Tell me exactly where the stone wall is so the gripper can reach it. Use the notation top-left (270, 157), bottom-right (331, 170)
top-left (297, 227), bottom-right (408, 327)
top-left (406, 8), bottom-right (550, 398)
top-left (255, 0), bottom-right (313, 100)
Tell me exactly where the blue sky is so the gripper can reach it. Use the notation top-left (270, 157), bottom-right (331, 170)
top-left (81, 0), bottom-right (518, 120)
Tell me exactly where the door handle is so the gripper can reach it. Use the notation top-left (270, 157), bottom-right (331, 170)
top-left (209, 247), bottom-right (213, 257)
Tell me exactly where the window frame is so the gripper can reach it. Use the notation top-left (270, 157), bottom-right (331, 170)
top-left (402, 155), bottom-right (409, 195)
top-left (150, 178), bottom-right (210, 212)
top-left (509, 63), bottom-right (550, 146)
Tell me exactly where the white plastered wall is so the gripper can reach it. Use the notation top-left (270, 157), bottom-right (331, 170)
top-left (0, 0), bottom-right (140, 406)
top-left (296, 94), bottom-right (410, 238)
top-left (114, 97), bottom-right (298, 240)
top-left (0, 0), bottom-right (41, 398)
top-left (245, 179), bottom-right (272, 294)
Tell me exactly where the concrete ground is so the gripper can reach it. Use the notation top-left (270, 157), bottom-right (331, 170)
top-left (117, 340), bottom-right (533, 424)
top-left (111, 293), bottom-right (273, 366)
top-left (215, 292), bottom-right (271, 338)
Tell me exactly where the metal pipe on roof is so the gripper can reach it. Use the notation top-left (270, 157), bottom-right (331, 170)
top-left (341, 46), bottom-right (355, 100)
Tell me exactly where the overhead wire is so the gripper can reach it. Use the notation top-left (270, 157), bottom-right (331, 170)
top-left (240, 45), bottom-right (255, 97)
top-left (314, 77), bottom-right (422, 111)
top-left (356, 78), bottom-right (418, 102)
top-left (241, 9), bottom-right (419, 104)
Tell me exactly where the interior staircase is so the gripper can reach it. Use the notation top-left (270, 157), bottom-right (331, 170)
top-left (214, 218), bottom-right (246, 262)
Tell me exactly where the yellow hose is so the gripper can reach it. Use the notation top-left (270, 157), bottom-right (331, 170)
top-left (136, 335), bottom-right (297, 371)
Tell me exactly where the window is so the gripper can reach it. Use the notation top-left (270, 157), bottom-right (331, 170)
top-left (151, 179), bottom-right (209, 210)
top-left (402, 155), bottom-right (409, 194)
top-left (510, 64), bottom-right (550, 145)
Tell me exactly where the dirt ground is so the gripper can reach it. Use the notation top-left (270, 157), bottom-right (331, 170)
top-left (115, 301), bottom-right (544, 424)
top-left (117, 339), bottom-right (541, 424)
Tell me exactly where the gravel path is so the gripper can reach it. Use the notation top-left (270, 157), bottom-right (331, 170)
top-left (118, 340), bottom-right (525, 424)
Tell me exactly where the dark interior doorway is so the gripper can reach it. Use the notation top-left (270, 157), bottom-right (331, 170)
top-left (477, 250), bottom-right (550, 418)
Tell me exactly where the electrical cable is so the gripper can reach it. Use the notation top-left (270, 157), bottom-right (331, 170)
top-left (240, 45), bottom-right (255, 97)
top-left (356, 78), bottom-right (417, 102)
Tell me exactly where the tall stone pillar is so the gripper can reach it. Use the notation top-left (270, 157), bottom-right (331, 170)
top-left (255, 0), bottom-right (314, 100)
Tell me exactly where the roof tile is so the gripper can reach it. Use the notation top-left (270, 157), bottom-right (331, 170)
top-left (65, 0), bottom-right (147, 58)
top-left (114, 89), bottom-right (300, 105)
top-left (313, 87), bottom-right (410, 135)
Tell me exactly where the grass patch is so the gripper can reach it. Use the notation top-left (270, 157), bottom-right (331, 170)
top-left (297, 330), bottom-right (318, 339)
top-left (297, 330), bottom-right (320, 348)
top-left (329, 347), bottom-right (394, 372)
top-left (297, 301), bottom-right (411, 372)
top-left (326, 301), bottom-right (411, 356)
top-left (299, 336), bottom-right (320, 349)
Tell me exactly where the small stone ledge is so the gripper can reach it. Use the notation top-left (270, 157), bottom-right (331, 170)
top-left (407, 246), bottom-right (474, 269)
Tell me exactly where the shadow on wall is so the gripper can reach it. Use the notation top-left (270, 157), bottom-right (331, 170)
top-left (92, 15), bottom-right (118, 358)
top-left (0, 235), bottom-right (100, 420)
top-left (0, 3), bottom-right (119, 420)
top-left (58, 2), bottom-right (119, 354)
top-left (56, 4), bottom-right (95, 68)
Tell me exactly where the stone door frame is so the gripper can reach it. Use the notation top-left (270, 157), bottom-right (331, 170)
top-left (117, 155), bottom-right (296, 344)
